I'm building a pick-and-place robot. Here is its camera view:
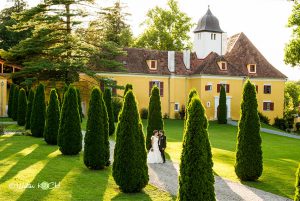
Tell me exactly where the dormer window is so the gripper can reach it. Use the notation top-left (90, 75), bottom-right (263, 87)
top-left (147, 60), bottom-right (157, 70)
top-left (211, 33), bottom-right (216, 40)
top-left (217, 61), bottom-right (227, 71)
top-left (247, 64), bottom-right (256, 73)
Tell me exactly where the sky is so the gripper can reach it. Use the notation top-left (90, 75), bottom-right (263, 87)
top-left (1, 0), bottom-right (300, 80)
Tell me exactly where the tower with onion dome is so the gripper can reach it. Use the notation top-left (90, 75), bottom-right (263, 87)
top-left (193, 6), bottom-right (227, 59)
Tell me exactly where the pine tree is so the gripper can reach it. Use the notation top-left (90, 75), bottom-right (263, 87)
top-left (58, 86), bottom-right (82, 155)
top-left (30, 83), bottom-right (46, 137)
top-left (25, 89), bottom-right (35, 130)
top-left (124, 83), bottom-right (133, 97)
top-left (17, 88), bottom-right (27, 126)
top-left (44, 89), bottom-right (60, 145)
top-left (104, 88), bottom-right (115, 136)
top-left (84, 88), bottom-right (109, 169)
top-left (218, 85), bottom-right (227, 124)
top-left (113, 90), bottom-right (148, 193)
top-left (178, 95), bottom-right (215, 201)
top-left (235, 80), bottom-right (263, 181)
top-left (76, 88), bottom-right (83, 122)
top-left (146, 86), bottom-right (163, 150)
top-left (8, 83), bottom-right (16, 118)
top-left (295, 164), bottom-right (300, 201)
top-left (12, 86), bottom-right (19, 121)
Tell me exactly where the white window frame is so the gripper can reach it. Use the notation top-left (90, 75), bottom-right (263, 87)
top-left (211, 33), bottom-right (216, 40)
top-left (152, 80), bottom-right (161, 88)
top-left (206, 84), bottom-right (212, 91)
top-left (147, 60), bottom-right (157, 70)
top-left (264, 84), bottom-right (271, 94)
top-left (263, 101), bottom-right (272, 111)
top-left (247, 64), bottom-right (256, 73)
top-left (174, 103), bottom-right (180, 112)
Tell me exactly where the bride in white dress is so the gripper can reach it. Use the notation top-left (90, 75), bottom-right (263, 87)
top-left (147, 131), bottom-right (163, 163)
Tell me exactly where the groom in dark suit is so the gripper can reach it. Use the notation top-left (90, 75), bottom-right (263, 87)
top-left (158, 130), bottom-right (167, 163)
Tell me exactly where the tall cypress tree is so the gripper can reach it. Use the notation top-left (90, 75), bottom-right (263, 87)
top-left (8, 83), bottom-right (16, 118)
top-left (123, 83), bottom-right (133, 96)
top-left (25, 89), bottom-right (35, 130)
top-left (84, 88), bottom-right (109, 169)
top-left (113, 90), bottom-right (148, 193)
top-left (218, 85), bottom-right (227, 124)
top-left (30, 83), bottom-right (46, 137)
top-left (44, 89), bottom-right (60, 145)
top-left (146, 86), bottom-right (163, 150)
top-left (295, 164), bottom-right (300, 201)
top-left (12, 86), bottom-right (19, 121)
top-left (76, 88), bottom-right (83, 122)
top-left (235, 80), bottom-right (262, 181)
top-left (185, 88), bottom-right (198, 128)
top-left (100, 90), bottom-right (110, 166)
top-left (58, 86), bottom-right (82, 155)
top-left (17, 88), bottom-right (27, 126)
top-left (104, 88), bottom-right (115, 136)
top-left (178, 95), bottom-right (215, 201)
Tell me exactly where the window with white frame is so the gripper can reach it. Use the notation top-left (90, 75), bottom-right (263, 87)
top-left (247, 64), bottom-right (256, 73)
top-left (174, 103), bottom-right (180, 111)
top-left (147, 60), bottom-right (157, 70)
top-left (149, 81), bottom-right (164, 97)
top-left (264, 85), bottom-right (271, 94)
top-left (263, 101), bottom-right (274, 111)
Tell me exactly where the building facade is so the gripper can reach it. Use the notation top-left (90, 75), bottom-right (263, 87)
top-left (0, 8), bottom-right (286, 123)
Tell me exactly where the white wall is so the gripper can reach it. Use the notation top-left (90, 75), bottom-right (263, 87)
top-left (193, 32), bottom-right (223, 59)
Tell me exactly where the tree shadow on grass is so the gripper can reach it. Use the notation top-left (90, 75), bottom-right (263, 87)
top-left (15, 153), bottom-right (78, 201)
top-left (0, 143), bottom-right (55, 184)
top-left (69, 162), bottom-right (110, 201)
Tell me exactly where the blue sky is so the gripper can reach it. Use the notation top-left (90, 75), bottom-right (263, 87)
top-left (1, 0), bottom-right (300, 80)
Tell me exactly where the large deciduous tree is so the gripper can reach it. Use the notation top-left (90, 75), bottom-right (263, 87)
top-left (146, 86), bottom-right (163, 150)
top-left (0, 0), bottom-right (31, 51)
top-left (58, 86), bottom-right (82, 155)
top-left (44, 89), bottom-right (60, 145)
top-left (285, 1), bottom-right (300, 67)
top-left (235, 80), bottom-right (263, 181)
top-left (134, 0), bottom-right (194, 51)
top-left (30, 83), bottom-right (46, 137)
top-left (113, 90), bottom-right (148, 193)
top-left (178, 95), bottom-right (215, 201)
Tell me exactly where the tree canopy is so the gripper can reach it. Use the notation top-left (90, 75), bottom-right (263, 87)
top-left (134, 0), bottom-right (194, 51)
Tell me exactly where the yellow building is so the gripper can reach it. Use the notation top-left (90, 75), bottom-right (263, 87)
top-left (95, 8), bottom-right (286, 123)
top-left (0, 8), bottom-right (286, 124)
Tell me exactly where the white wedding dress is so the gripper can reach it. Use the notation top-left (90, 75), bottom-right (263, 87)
top-left (147, 136), bottom-right (163, 163)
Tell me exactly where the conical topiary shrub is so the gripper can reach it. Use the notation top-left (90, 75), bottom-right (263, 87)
top-left (295, 164), bottom-right (300, 201)
top-left (57, 86), bottom-right (82, 155)
top-left (30, 84), bottom-right (46, 137)
top-left (185, 88), bottom-right (198, 128)
top-left (104, 88), bottom-right (115, 136)
top-left (44, 89), bottom-right (60, 145)
top-left (101, 92), bottom-right (110, 166)
top-left (123, 83), bottom-right (133, 97)
top-left (12, 86), bottom-right (19, 121)
top-left (25, 89), bottom-right (35, 130)
top-left (235, 80), bottom-right (263, 181)
top-left (218, 85), bottom-right (227, 124)
top-left (8, 83), bottom-right (16, 118)
top-left (76, 88), bottom-right (83, 122)
top-left (178, 95), bottom-right (215, 201)
top-left (113, 90), bottom-right (148, 193)
top-left (146, 85), bottom-right (163, 150)
top-left (84, 88), bottom-right (109, 169)
top-left (17, 88), bottom-right (27, 126)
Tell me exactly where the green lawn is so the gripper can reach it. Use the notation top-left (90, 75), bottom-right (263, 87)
top-left (0, 134), bottom-right (174, 201)
top-left (0, 117), bottom-right (15, 122)
top-left (146, 119), bottom-right (299, 199)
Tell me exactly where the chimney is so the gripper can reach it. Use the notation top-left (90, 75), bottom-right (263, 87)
top-left (183, 50), bottom-right (190, 69)
top-left (168, 51), bottom-right (175, 72)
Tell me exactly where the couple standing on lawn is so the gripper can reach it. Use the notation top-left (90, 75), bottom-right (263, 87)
top-left (147, 130), bottom-right (166, 164)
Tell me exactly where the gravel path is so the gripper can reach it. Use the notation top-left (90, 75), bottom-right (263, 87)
top-left (227, 120), bottom-right (300, 140)
top-left (106, 139), bottom-right (291, 201)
